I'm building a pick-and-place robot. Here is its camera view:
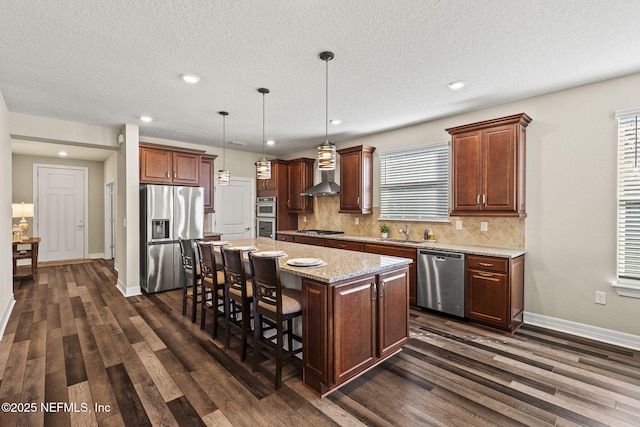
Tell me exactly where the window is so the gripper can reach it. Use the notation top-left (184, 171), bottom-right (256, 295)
top-left (379, 142), bottom-right (449, 222)
top-left (615, 108), bottom-right (640, 297)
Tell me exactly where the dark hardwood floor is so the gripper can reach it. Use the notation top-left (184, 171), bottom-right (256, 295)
top-left (1, 260), bottom-right (639, 426)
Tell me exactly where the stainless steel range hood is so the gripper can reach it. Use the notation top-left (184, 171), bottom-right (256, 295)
top-left (301, 170), bottom-right (340, 196)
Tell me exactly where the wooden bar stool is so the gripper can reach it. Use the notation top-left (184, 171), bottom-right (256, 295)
top-left (220, 246), bottom-right (253, 362)
top-left (197, 242), bottom-right (226, 337)
top-left (179, 238), bottom-right (212, 324)
top-left (248, 252), bottom-right (302, 389)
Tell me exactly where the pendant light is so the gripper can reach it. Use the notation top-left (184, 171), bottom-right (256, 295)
top-left (317, 51), bottom-right (336, 170)
top-left (255, 87), bottom-right (272, 180)
top-left (217, 111), bottom-right (230, 186)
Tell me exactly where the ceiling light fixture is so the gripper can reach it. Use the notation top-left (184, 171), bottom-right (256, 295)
top-left (140, 115), bottom-right (153, 122)
top-left (330, 119), bottom-right (342, 125)
top-left (267, 139), bottom-right (275, 145)
top-left (181, 74), bottom-right (200, 84)
top-left (217, 111), bottom-right (230, 186)
top-left (447, 80), bottom-right (466, 90)
top-left (318, 51), bottom-right (336, 170)
top-left (255, 88), bottom-right (271, 180)
top-left (58, 151), bottom-right (67, 156)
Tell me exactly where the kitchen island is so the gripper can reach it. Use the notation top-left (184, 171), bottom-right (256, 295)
top-left (220, 238), bottom-right (412, 396)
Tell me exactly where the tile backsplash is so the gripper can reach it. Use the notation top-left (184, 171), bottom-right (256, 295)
top-left (297, 196), bottom-right (525, 249)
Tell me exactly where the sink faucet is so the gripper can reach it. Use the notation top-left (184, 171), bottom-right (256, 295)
top-left (399, 225), bottom-right (410, 240)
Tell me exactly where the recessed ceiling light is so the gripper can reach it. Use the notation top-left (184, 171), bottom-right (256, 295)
top-left (330, 119), bottom-right (342, 125)
top-left (447, 81), bottom-right (466, 90)
top-left (140, 116), bottom-right (153, 122)
top-left (58, 151), bottom-right (67, 156)
top-left (181, 74), bottom-right (200, 84)
top-left (267, 140), bottom-right (275, 145)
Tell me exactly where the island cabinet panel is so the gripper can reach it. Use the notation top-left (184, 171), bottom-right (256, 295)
top-left (302, 265), bottom-right (409, 396)
top-left (465, 254), bottom-right (524, 332)
top-left (333, 276), bottom-right (377, 385)
top-left (363, 243), bottom-right (417, 307)
top-left (377, 268), bottom-right (410, 358)
top-left (302, 280), bottom-right (329, 387)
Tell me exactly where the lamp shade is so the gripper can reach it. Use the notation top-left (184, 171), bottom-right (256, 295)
top-left (12, 202), bottom-right (34, 218)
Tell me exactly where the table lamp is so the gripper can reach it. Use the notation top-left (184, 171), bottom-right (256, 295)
top-left (12, 202), bottom-right (34, 241)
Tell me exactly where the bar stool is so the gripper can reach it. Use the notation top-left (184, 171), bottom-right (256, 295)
top-left (248, 252), bottom-right (302, 389)
top-left (197, 242), bottom-right (226, 337)
top-left (179, 238), bottom-right (207, 323)
top-left (220, 246), bottom-right (253, 362)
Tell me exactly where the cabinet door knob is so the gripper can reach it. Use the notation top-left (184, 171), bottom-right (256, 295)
top-left (478, 272), bottom-right (494, 277)
top-left (477, 194), bottom-right (481, 206)
top-left (479, 262), bottom-right (493, 267)
top-left (372, 282), bottom-right (377, 301)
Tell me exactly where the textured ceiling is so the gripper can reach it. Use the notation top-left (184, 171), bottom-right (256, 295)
top-left (3, 0), bottom-right (640, 157)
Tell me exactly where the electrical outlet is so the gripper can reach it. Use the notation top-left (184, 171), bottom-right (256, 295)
top-left (480, 221), bottom-right (488, 232)
top-left (456, 220), bottom-right (462, 230)
top-left (595, 291), bottom-right (606, 305)
top-left (302, 216), bottom-right (307, 223)
top-left (354, 217), bottom-right (359, 225)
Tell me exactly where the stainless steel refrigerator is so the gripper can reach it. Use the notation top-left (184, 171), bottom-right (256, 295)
top-left (140, 184), bottom-right (204, 293)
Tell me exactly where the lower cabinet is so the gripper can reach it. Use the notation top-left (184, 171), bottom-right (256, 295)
top-left (302, 266), bottom-right (409, 396)
top-left (363, 243), bottom-right (418, 307)
top-left (465, 254), bottom-right (524, 332)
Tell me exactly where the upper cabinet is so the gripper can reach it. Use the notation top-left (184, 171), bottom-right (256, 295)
top-left (139, 142), bottom-right (203, 186)
top-left (201, 155), bottom-right (217, 213)
top-left (257, 159), bottom-right (287, 197)
top-left (337, 145), bottom-right (375, 214)
top-left (446, 113), bottom-right (531, 217)
top-left (287, 158), bottom-right (315, 213)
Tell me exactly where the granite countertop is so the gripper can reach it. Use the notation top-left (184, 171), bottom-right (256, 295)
top-left (216, 238), bottom-right (412, 284)
top-left (277, 230), bottom-right (525, 259)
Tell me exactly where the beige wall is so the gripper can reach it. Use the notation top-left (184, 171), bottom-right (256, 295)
top-left (0, 91), bottom-right (14, 338)
top-left (285, 73), bottom-right (640, 337)
top-left (11, 154), bottom-right (105, 256)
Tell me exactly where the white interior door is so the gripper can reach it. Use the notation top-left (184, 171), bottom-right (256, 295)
top-left (35, 165), bottom-right (87, 262)
top-left (214, 177), bottom-right (253, 240)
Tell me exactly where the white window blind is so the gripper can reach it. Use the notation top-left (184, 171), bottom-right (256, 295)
top-left (379, 142), bottom-right (449, 222)
top-left (617, 109), bottom-right (640, 284)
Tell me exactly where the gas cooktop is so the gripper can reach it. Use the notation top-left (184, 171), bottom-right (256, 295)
top-left (296, 229), bottom-right (345, 235)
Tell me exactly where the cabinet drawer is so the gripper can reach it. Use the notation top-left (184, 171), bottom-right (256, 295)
top-left (276, 234), bottom-right (294, 242)
top-left (467, 255), bottom-right (508, 273)
top-left (325, 239), bottom-right (363, 251)
top-left (294, 235), bottom-right (325, 246)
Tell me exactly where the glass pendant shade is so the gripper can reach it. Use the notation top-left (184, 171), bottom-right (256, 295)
top-left (317, 51), bottom-right (337, 170)
top-left (218, 111), bottom-right (230, 185)
top-left (256, 88), bottom-right (272, 179)
top-left (217, 169), bottom-right (230, 185)
top-left (256, 158), bottom-right (271, 180)
top-left (318, 141), bottom-right (336, 170)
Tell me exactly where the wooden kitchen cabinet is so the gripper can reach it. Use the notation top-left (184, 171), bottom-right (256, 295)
top-left (465, 254), bottom-right (524, 332)
top-left (447, 113), bottom-right (531, 217)
top-left (200, 155), bottom-right (217, 213)
top-left (276, 233), bottom-right (294, 242)
top-left (139, 142), bottom-right (203, 186)
top-left (363, 243), bottom-right (418, 307)
top-left (325, 238), bottom-right (364, 252)
top-left (294, 235), bottom-right (325, 246)
top-left (287, 158), bottom-right (315, 213)
top-left (302, 265), bottom-right (409, 395)
top-left (257, 160), bottom-right (298, 231)
top-left (337, 145), bottom-right (375, 214)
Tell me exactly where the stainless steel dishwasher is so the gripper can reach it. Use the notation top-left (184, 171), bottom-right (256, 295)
top-left (417, 249), bottom-right (465, 317)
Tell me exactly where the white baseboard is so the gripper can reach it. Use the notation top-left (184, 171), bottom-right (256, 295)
top-left (116, 279), bottom-right (142, 298)
top-left (0, 294), bottom-right (16, 340)
top-left (524, 311), bottom-right (640, 351)
top-left (89, 252), bottom-right (105, 259)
